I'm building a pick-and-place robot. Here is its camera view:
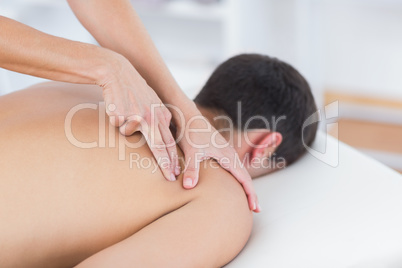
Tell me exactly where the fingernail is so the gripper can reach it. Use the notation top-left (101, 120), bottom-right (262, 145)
top-left (184, 177), bottom-right (192, 188)
top-left (175, 166), bottom-right (181, 176)
top-left (170, 173), bottom-right (176, 182)
top-left (253, 201), bottom-right (257, 211)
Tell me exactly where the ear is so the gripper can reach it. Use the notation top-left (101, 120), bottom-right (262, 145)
top-left (250, 132), bottom-right (282, 161)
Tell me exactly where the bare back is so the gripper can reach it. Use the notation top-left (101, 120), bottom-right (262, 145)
top-left (0, 82), bottom-right (252, 267)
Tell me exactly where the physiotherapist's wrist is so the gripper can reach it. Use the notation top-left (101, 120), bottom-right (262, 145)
top-left (90, 47), bottom-right (135, 87)
top-left (171, 99), bottom-right (201, 130)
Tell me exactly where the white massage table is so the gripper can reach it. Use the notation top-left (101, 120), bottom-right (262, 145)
top-left (227, 132), bottom-right (402, 268)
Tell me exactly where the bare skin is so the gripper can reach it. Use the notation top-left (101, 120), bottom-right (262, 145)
top-left (0, 0), bottom-right (260, 211)
top-left (0, 82), bottom-right (252, 268)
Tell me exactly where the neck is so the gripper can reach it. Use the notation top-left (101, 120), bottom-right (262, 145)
top-left (196, 103), bottom-right (241, 149)
top-left (195, 104), bottom-right (221, 130)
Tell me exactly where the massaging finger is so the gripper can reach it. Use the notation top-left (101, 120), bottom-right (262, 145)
top-left (235, 175), bottom-right (258, 212)
top-left (119, 115), bottom-right (143, 136)
top-left (254, 195), bottom-right (261, 213)
top-left (104, 91), bottom-right (125, 127)
top-left (240, 178), bottom-right (260, 212)
top-left (106, 102), bottom-right (125, 127)
top-left (228, 165), bottom-right (258, 212)
top-left (157, 116), bottom-right (179, 175)
top-left (146, 124), bottom-right (175, 182)
top-left (109, 115), bottom-right (126, 127)
top-left (160, 107), bottom-right (180, 175)
top-left (182, 153), bottom-right (200, 189)
top-left (217, 153), bottom-right (260, 212)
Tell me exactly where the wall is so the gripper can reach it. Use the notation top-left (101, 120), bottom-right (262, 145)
top-left (1, 0), bottom-right (402, 108)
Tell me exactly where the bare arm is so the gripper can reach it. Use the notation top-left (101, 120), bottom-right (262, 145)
top-left (66, 0), bottom-right (196, 119)
top-left (0, 15), bottom-right (179, 182)
top-left (0, 15), bottom-right (115, 86)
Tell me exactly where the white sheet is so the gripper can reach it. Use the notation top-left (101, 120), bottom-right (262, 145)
top-left (227, 132), bottom-right (402, 268)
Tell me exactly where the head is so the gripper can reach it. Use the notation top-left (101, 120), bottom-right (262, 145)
top-left (194, 53), bottom-right (318, 178)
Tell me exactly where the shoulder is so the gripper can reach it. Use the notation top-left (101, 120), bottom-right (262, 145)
top-left (197, 159), bottom-right (250, 202)
top-left (194, 159), bottom-right (254, 264)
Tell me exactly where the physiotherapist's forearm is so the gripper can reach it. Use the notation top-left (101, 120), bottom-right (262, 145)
top-left (0, 15), bottom-right (122, 87)
top-left (66, 1), bottom-right (260, 209)
top-left (67, 0), bottom-right (200, 125)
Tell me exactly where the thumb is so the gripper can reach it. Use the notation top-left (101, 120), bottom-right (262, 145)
top-left (105, 102), bottom-right (125, 127)
top-left (182, 153), bottom-right (200, 189)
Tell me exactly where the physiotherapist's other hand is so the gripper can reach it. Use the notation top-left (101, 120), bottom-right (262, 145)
top-left (177, 118), bottom-right (261, 213)
top-left (99, 54), bottom-right (180, 181)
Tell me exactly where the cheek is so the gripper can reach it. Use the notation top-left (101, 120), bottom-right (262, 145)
top-left (247, 158), bottom-right (276, 178)
top-left (247, 165), bottom-right (267, 179)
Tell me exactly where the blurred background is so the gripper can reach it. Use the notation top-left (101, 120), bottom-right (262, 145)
top-left (1, 0), bottom-right (401, 172)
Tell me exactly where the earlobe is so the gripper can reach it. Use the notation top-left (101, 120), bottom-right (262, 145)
top-left (269, 132), bottom-right (283, 149)
top-left (250, 132), bottom-right (283, 161)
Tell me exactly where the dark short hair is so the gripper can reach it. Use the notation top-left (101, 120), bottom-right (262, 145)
top-left (194, 53), bottom-right (318, 166)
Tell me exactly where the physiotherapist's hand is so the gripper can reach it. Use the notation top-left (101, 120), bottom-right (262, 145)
top-left (99, 54), bottom-right (180, 181)
top-left (177, 117), bottom-right (261, 213)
